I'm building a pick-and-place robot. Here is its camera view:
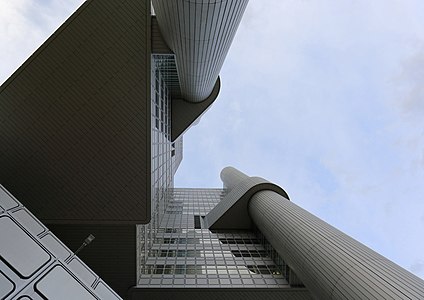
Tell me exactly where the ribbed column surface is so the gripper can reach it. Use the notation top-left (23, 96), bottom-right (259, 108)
top-left (249, 190), bottom-right (424, 300)
top-left (220, 166), bottom-right (250, 191)
top-left (152, 0), bottom-right (249, 102)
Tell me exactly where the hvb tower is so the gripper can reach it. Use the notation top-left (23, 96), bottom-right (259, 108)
top-left (1, 1), bottom-right (424, 299)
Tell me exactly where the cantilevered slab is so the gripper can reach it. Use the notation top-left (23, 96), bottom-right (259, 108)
top-left (205, 175), bottom-right (289, 230)
top-left (171, 78), bottom-right (220, 141)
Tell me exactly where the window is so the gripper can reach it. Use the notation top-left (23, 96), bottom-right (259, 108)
top-left (194, 215), bottom-right (201, 229)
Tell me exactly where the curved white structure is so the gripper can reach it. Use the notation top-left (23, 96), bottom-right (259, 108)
top-left (152, 0), bottom-right (249, 102)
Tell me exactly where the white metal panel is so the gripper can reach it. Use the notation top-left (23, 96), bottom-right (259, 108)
top-left (35, 265), bottom-right (97, 300)
top-left (0, 185), bottom-right (122, 299)
top-left (0, 272), bottom-right (14, 299)
top-left (0, 217), bottom-right (51, 278)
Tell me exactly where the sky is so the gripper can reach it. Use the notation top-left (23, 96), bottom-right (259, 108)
top-left (1, 0), bottom-right (424, 281)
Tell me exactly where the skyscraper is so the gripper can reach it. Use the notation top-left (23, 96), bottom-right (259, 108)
top-left (1, 1), bottom-right (424, 300)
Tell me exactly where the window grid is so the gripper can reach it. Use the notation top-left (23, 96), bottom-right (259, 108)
top-left (138, 55), bottom-right (176, 272)
top-left (138, 189), bottom-right (290, 288)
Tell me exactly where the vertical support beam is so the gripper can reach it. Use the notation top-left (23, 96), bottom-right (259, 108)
top-left (221, 167), bottom-right (424, 299)
top-left (249, 191), bottom-right (424, 300)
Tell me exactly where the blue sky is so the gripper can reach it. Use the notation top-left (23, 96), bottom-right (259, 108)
top-left (1, 0), bottom-right (423, 280)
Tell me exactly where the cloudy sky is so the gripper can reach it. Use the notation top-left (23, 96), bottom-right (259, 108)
top-left (1, 0), bottom-right (423, 281)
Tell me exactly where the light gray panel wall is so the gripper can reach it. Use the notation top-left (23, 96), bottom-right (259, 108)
top-left (0, 185), bottom-right (122, 300)
top-left (249, 190), bottom-right (424, 300)
top-left (152, 0), bottom-right (249, 102)
top-left (0, 0), bottom-right (151, 224)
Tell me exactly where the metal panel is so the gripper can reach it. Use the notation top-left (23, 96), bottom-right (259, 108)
top-left (0, 272), bottom-right (14, 299)
top-left (35, 266), bottom-right (97, 300)
top-left (0, 185), bottom-right (122, 300)
top-left (152, 0), bottom-right (249, 102)
top-left (0, 217), bottom-right (51, 279)
top-left (49, 224), bottom-right (136, 298)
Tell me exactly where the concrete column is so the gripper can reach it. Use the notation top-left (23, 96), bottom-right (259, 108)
top-left (220, 166), bottom-right (250, 191)
top-left (221, 167), bottom-right (424, 299)
top-left (250, 190), bottom-right (424, 299)
top-left (152, 0), bottom-right (249, 102)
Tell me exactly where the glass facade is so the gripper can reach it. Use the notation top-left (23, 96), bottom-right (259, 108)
top-left (137, 55), bottom-right (182, 274)
top-left (255, 227), bottom-right (305, 287)
top-left (138, 188), bottom-right (292, 288)
top-left (136, 53), bottom-right (299, 289)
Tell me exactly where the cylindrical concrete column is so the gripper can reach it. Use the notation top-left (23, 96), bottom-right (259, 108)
top-left (249, 190), bottom-right (424, 299)
top-left (220, 167), bottom-right (424, 299)
top-left (152, 0), bottom-right (249, 102)
top-left (220, 166), bottom-right (249, 191)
